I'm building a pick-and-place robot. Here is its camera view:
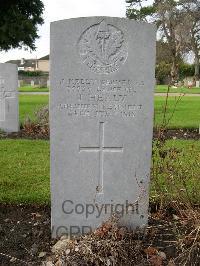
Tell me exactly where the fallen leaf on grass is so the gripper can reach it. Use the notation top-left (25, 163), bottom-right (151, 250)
top-left (149, 255), bottom-right (163, 266)
top-left (144, 247), bottom-right (158, 256)
top-left (94, 222), bottom-right (113, 238)
top-left (158, 251), bottom-right (166, 260)
top-left (31, 212), bottom-right (42, 219)
top-left (38, 252), bottom-right (46, 258)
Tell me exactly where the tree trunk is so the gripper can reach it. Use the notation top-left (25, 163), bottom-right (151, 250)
top-left (194, 52), bottom-right (200, 81)
top-left (170, 58), bottom-right (179, 85)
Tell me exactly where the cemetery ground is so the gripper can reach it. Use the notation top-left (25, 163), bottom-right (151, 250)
top-left (19, 86), bottom-right (49, 92)
top-left (19, 85), bottom-right (200, 94)
top-left (0, 94), bottom-right (200, 265)
top-left (155, 85), bottom-right (200, 94)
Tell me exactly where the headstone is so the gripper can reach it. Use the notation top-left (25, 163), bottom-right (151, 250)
top-left (39, 79), bottom-right (47, 88)
top-left (31, 80), bottom-right (35, 87)
top-left (47, 80), bottom-right (50, 87)
top-left (19, 80), bottom-right (23, 87)
top-left (0, 63), bottom-right (19, 132)
top-left (188, 80), bottom-right (193, 88)
top-left (178, 81), bottom-right (183, 87)
top-left (50, 17), bottom-right (156, 238)
top-left (196, 80), bottom-right (200, 88)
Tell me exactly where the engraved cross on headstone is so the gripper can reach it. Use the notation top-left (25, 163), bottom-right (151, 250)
top-left (0, 90), bottom-right (13, 121)
top-left (79, 122), bottom-right (123, 194)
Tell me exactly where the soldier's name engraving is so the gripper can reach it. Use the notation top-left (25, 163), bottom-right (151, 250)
top-left (58, 78), bottom-right (143, 118)
top-left (60, 78), bottom-right (138, 92)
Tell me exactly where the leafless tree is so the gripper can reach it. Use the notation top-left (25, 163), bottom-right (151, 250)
top-left (126, 0), bottom-right (200, 83)
top-left (179, 0), bottom-right (200, 80)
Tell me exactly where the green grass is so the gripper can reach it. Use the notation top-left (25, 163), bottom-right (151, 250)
top-left (155, 85), bottom-right (200, 94)
top-left (151, 139), bottom-right (200, 204)
top-left (0, 139), bottom-right (50, 204)
top-left (19, 95), bottom-right (200, 129)
top-left (19, 95), bottom-right (49, 123)
top-left (19, 86), bottom-right (49, 92)
top-left (18, 85), bottom-right (200, 94)
top-left (0, 139), bottom-right (199, 204)
top-left (154, 96), bottom-right (200, 128)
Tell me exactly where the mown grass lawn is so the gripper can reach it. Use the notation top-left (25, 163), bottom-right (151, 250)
top-left (19, 95), bottom-right (200, 128)
top-left (19, 95), bottom-right (49, 123)
top-left (151, 140), bottom-right (200, 204)
top-left (0, 139), bottom-right (199, 204)
top-left (18, 85), bottom-right (200, 94)
top-left (19, 86), bottom-right (49, 92)
top-left (0, 139), bottom-right (50, 204)
top-left (155, 85), bottom-right (200, 94)
top-left (154, 96), bottom-right (200, 128)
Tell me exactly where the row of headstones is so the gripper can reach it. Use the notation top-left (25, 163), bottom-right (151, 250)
top-left (0, 17), bottom-right (156, 238)
top-left (185, 79), bottom-right (200, 88)
top-left (174, 80), bottom-right (200, 88)
top-left (18, 80), bottom-right (50, 87)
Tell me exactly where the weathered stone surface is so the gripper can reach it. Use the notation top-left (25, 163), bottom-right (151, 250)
top-left (50, 17), bottom-right (156, 238)
top-left (0, 63), bottom-right (19, 132)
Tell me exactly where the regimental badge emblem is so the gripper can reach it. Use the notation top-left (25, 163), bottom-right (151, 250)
top-left (78, 20), bottom-right (128, 74)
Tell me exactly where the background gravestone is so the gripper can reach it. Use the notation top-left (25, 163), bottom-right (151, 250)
top-left (0, 63), bottom-right (19, 133)
top-left (50, 17), bottom-right (156, 238)
top-left (31, 80), bottom-right (35, 87)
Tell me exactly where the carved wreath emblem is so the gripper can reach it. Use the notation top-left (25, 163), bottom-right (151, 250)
top-left (78, 20), bottom-right (128, 74)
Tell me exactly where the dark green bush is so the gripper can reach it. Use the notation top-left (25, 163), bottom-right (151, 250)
top-left (156, 62), bottom-right (170, 84)
top-left (18, 70), bottom-right (44, 76)
top-left (179, 63), bottom-right (195, 79)
top-left (156, 62), bottom-right (195, 84)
